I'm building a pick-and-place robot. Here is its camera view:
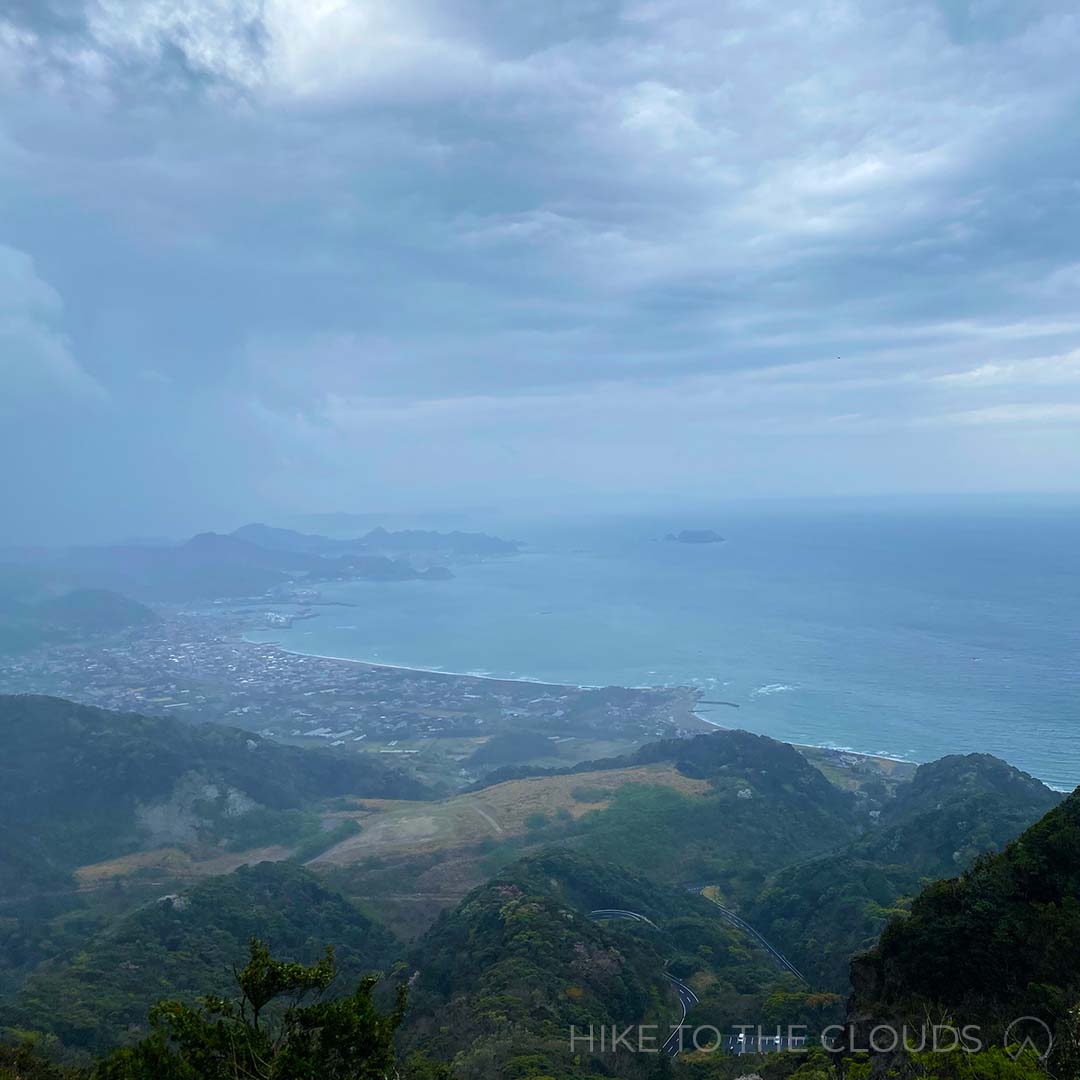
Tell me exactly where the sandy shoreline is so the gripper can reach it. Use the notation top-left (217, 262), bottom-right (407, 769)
top-left (243, 635), bottom-right (599, 691)
top-left (241, 634), bottom-right (928, 774)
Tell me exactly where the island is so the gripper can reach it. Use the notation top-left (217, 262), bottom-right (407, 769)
top-left (665, 529), bottom-right (725, 544)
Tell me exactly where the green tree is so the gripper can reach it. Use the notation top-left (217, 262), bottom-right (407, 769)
top-left (93, 939), bottom-right (406, 1080)
top-left (0, 1042), bottom-right (87, 1079)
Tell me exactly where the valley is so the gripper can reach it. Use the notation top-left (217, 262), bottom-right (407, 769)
top-left (0, 692), bottom-right (1070, 1079)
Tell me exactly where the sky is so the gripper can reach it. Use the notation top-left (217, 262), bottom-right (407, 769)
top-left (2, 0), bottom-right (1080, 542)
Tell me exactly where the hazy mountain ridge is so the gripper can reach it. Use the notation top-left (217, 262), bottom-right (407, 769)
top-left (232, 523), bottom-right (520, 561)
top-left (0, 579), bottom-right (156, 656)
top-left (0, 522), bottom-right (521, 606)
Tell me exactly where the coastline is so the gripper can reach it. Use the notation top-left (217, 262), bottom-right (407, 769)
top-left (242, 635), bottom-right (597, 692)
top-left (241, 635), bottom-right (929, 777)
top-left (237, 631), bottom-right (1072, 793)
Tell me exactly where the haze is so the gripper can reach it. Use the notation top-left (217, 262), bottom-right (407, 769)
top-left (4, 0), bottom-right (1080, 543)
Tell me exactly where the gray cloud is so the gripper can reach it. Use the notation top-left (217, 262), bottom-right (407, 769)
top-left (0, 245), bottom-right (105, 407)
top-left (2, 0), bottom-right (1080, 541)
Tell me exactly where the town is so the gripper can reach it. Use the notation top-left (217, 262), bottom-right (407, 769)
top-left (0, 607), bottom-right (707, 786)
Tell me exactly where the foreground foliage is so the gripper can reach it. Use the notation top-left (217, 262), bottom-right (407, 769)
top-left (4, 863), bottom-right (399, 1053)
top-left (94, 939), bottom-right (406, 1080)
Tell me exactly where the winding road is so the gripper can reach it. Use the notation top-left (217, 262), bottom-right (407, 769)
top-left (588, 908), bottom-right (699, 1057)
top-left (588, 897), bottom-right (805, 1057)
top-left (694, 893), bottom-right (807, 983)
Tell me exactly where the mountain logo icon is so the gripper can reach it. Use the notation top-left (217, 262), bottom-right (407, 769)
top-left (1003, 1016), bottom-right (1053, 1061)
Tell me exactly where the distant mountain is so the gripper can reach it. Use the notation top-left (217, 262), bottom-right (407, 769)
top-left (748, 754), bottom-right (1063, 989)
top-left (0, 531), bottom-right (449, 602)
top-left (0, 695), bottom-right (431, 898)
top-left (232, 522), bottom-right (521, 562)
top-left (4, 861), bottom-right (399, 1053)
top-left (0, 583), bottom-right (156, 654)
top-left (0, 521), bottom-right (519, 608)
top-left (182, 530), bottom-right (317, 568)
top-left (231, 523), bottom-right (366, 555)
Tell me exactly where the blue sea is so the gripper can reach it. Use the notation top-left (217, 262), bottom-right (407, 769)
top-left (248, 498), bottom-right (1080, 791)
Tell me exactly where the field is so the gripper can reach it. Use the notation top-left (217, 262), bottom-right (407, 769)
top-left (75, 843), bottom-right (292, 888)
top-left (68, 763), bottom-right (707, 931)
top-left (313, 762), bottom-right (712, 864)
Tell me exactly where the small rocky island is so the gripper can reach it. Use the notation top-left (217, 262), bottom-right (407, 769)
top-left (665, 529), bottom-right (725, 544)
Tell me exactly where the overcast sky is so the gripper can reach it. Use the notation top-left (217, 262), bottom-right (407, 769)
top-left (3, 0), bottom-right (1080, 541)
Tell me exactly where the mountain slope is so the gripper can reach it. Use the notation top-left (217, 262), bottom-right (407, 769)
top-left (556, 730), bottom-right (861, 899)
top-left (401, 849), bottom-right (804, 1079)
top-left (3, 862), bottom-right (399, 1054)
top-left (0, 695), bottom-right (430, 897)
top-left (748, 754), bottom-right (1062, 990)
top-left (850, 785), bottom-right (1080, 1045)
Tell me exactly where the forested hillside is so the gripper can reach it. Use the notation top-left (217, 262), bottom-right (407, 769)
top-left (400, 850), bottom-right (811, 1080)
top-left (0, 695), bottom-right (430, 898)
top-left (1, 701), bottom-right (1073, 1080)
top-left (474, 730), bottom-right (864, 902)
top-left (747, 754), bottom-right (1062, 988)
top-left (2, 862), bottom-right (399, 1055)
top-left (850, 786), bottom-right (1080, 1065)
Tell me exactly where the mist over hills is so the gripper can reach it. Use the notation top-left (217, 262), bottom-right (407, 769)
top-left (232, 524), bottom-right (521, 561)
top-left (0, 695), bottom-right (431, 898)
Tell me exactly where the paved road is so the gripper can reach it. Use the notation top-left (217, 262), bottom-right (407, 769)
top-left (588, 908), bottom-right (698, 1057)
top-left (588, 897), bottom-right (806, 1055)
top-left (588, 908), bottom-right (660, 930)
top-left (660, 971), bottom-right (700, 1056)
top-left (696, 895), bottom-right (807, 984)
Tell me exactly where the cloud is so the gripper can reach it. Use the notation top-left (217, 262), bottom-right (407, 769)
top-left (920, 403), bottom-right (1080, 427)
top-left (2, 0), bottom-right (1080, 539)
top-left (0, 245), bottom-right (106, 409)
top-left (934, 349), bottom-right (1080, 387)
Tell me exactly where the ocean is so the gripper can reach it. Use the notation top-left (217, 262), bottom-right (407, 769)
top-left (247, 498), bottom-right (1080, 791)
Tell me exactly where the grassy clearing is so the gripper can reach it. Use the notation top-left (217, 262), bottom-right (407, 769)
top-left (75, 843), bottom-right (293, 886)
top-left (312, 763), bottom-right (711, 865)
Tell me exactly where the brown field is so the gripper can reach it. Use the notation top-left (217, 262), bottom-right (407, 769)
top-left (70, 764), bottom-right (711, 939)
top-left (76, 844), bottom-right (292, 886)
top-left (313, 763), bottom-right (710, 866)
